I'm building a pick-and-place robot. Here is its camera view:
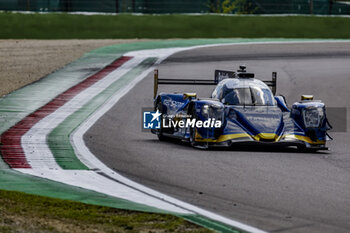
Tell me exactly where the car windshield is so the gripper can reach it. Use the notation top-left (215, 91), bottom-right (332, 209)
top-left (221, 86), bottom-right (275, 106)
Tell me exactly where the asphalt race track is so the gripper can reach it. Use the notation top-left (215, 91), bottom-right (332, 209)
top-left (85, 42), bottom-right (350, 233)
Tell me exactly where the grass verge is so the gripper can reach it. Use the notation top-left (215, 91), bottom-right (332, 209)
top-left (1, 12), bottom-right (350, 39)
top-left (0, 189), bottom-right (212, 233)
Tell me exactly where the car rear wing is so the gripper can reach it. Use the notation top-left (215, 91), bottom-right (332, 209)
top-left (154, 69), bottom-right (219, 98)
top-left (265, 72), bottom-right (277, 95)
top-left (153, 69), bottom-right (277, 98)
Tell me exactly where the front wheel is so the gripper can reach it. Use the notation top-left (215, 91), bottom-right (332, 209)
top-left (155, 101), bottom-right (167, 141)
top-left (188, 107), bottom-right (207, 149)
top-left (188, 106), bottom-right (197, 147)
top-left (189, 124), bottom-right (196, 147)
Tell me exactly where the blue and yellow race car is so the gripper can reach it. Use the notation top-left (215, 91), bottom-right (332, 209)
top-left (152, 66), bottom-right (331, 151)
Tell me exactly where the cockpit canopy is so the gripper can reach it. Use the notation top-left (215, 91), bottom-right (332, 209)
top-left (212, 78), bottom-right (275, 106)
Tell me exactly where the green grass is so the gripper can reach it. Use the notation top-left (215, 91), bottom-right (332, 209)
top-left (1, 12), bottom-right (350, 39)
top-left (0, 189), bottom-right (212, 233)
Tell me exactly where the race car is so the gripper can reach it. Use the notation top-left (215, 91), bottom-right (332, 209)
top-left (151, 66), bottom-right (332, 151)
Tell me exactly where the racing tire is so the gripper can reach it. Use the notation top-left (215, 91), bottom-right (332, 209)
top-left (188, 107), bottom-right (207, 149)
top-left (155, 100), bottom-right (167, 141)
top-left (188, 106), bottom-right (197, 147)
top-left (189, 124), bottom-right (196, 147)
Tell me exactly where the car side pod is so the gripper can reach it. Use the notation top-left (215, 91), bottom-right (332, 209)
top-left (291, 96), bottom-right (330, 149)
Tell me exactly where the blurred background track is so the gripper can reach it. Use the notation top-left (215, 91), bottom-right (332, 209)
top-left (1, 0), bottom-right (350, 15)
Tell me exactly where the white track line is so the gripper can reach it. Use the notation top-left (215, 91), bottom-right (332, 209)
top-left (16, 168), bottom-right (191, 214)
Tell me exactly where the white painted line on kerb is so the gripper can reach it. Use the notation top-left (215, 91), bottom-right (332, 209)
top-left (21, 57), bottom-right (143, 169)
top-left (16, 168), bottom-right (191, 214)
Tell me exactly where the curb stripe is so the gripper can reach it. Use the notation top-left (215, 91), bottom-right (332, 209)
top-left (22, 57), bottom-right (144, 170)
top-left (0, 56), bottom-right (132, 168)
top-left (48, 58), bottom-right (158, 169)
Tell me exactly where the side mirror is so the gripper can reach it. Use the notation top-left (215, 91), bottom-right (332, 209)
top-left (275, 96), bottom-right (289, 112)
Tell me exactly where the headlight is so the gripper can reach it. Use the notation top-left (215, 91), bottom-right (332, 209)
top-left (202, 104), bottom-right (223, 120)
top-left (202, 105), bottom-right (209, 115)
top-left (303, 107), bottom-right (324, 128)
